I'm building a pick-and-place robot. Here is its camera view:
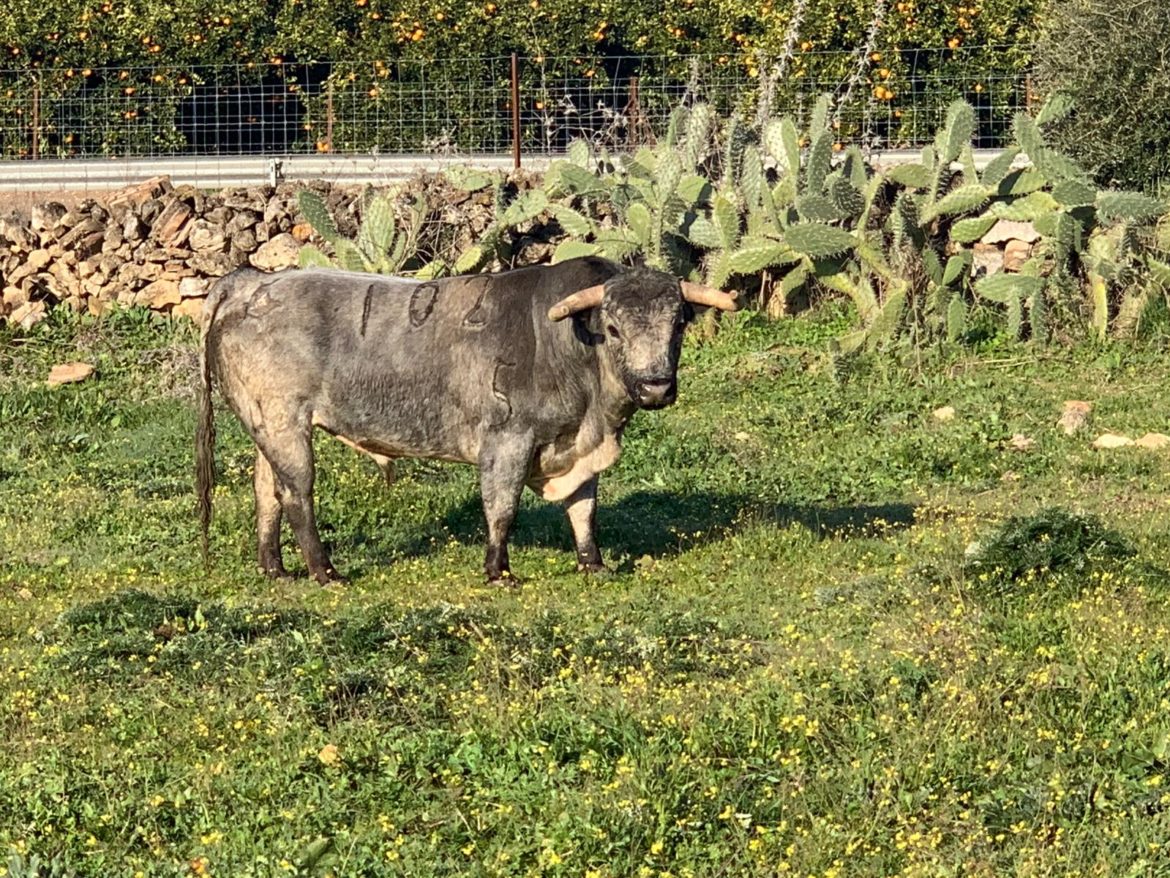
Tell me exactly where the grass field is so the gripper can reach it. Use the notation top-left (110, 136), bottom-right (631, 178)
top-left (3, 306), bottom-right (1170, 877)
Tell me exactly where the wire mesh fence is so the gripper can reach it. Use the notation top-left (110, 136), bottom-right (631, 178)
top-left (0, 48), bottom-right (1030, 161)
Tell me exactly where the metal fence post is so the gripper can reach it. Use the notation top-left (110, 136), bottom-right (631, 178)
top-left (511, 54), bottom-right (521, 170)
top-left (31, 76), bottom-right (40, 160)
top-left (325, 77), bottom-right (335, 153)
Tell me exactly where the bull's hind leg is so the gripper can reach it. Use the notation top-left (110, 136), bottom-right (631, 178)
top-left (254, 427), bottom-right (343, 586)
top-left (564, 476), bottom-right (604, 572)
top-left (253, 449), bottom-right (288, 578)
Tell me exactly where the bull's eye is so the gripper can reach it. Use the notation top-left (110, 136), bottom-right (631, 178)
top-left (606, 324), bottom-right (621, 340)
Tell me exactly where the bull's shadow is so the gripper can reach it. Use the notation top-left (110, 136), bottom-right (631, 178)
top-left (332, 489), bottom-right (916, 576)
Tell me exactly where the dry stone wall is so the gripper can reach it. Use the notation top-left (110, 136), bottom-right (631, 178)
top-left (0, 176), bottom-right (365, 329)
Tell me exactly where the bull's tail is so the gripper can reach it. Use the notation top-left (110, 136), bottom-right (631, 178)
top-left (195, 280), bottom-right (229, 570)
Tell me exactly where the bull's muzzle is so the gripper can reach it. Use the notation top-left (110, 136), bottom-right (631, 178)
top-left (635, 377), bottom-right (677, 409)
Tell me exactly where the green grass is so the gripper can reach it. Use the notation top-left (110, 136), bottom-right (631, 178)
top-left (4, 306), bottom-right (1170, 876)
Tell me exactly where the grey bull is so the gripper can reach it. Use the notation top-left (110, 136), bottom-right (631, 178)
top-left (195, 257), bottom-right (737, 583)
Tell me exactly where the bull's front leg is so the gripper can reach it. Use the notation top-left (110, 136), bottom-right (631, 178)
top-left (564, 476), bottom-right (605, 573)
top-left (478, 432), bottom-right (534, 582)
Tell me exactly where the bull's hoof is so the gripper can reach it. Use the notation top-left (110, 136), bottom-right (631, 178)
top-left (260, 564), bottom-right (294, 581)
top-left (486, 569), bottom-right (521, 587)
top-left (313, 568), bottom-right (348, 587)
top-left (577, 562), bottom-right (608, 575)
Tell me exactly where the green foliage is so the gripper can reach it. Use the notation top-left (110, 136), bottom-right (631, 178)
top-left (0, 1), bottom-right (1041, 93)
top-left (279, 93), bottom-right (1170, 350)
top-left (0, 0), bottom-right (1045, 158)
top-left (4, 854), bottom-right (76, 878)
top-left (1051, 179), bottom-right (1096, 209)
top-left (922, 185), bottom-right (992, 222)
top-left (295, 189), bottom-right (340, 244)
top-left (950, 215), bottom-right (997, 243)
top-left (966, 509), bottom-right (1136, 597)
top-left (783, 223), bottom-right (856, 259)
top-left (444, 165), bottom-right (494, 193)
top-left (942, 252), bottom-right (972, 287)
top-left (764, 117), bottom-right (799, 178)
top-left (938, 100), bottom-right (977, 165)
top-left (975, 274), bottom-right (1044, 340)
top-left (887, 164), bottom-right (932, 190)
top-left (548, 204), bottom-right (593, 238)
top-left (298, 188), bottom-right (428, 275)
top-left (980, 148), bottom-right (1020, 188)
top-left (551, 240), bottom-right (603, 263)
top-left (1096, 192), bottom-right (1167, 223)
top-left (976, 273), bottom-right (1045, 305)
top-left (945, 293), bottom-right (968, 341)
top-left (727, 239), bottom-right (798, 275)
top-left (1034, 0), bottom-right (1170, 190)
top-left (996, 169), bottom-right (1047, 199)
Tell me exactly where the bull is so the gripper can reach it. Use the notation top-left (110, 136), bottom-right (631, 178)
top-left (195, 257), bottom-right (737, 583)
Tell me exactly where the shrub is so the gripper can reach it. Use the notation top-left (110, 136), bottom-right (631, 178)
top-left (965, 508), bottom-right (1135, 597)
top-left (1033, 0), bottom-right (1170, 191)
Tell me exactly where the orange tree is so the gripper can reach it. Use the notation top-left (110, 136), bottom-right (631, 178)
top-left (0, 0), bottom-right (1043, 72)
top-left (0, 0), bottom-right (1042, 156)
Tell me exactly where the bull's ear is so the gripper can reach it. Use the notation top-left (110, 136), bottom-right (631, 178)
top-left (573, 306), bottom-right (605, 345)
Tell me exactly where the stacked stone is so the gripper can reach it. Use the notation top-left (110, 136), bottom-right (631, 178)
top-left (0, 176), bottom-right (333, 327)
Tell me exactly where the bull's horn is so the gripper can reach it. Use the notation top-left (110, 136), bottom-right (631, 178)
top-left (548, 283), bottom-right (606, 321)
top-left (680, 281), bottom-right (739, 311)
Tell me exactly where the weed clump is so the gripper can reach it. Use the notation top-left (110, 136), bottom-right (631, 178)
top-left (966, 508), bottom-right (1135, 597)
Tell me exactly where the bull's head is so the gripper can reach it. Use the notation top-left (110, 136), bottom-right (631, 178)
top-left (548, 268), bottom-right (738, 409)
